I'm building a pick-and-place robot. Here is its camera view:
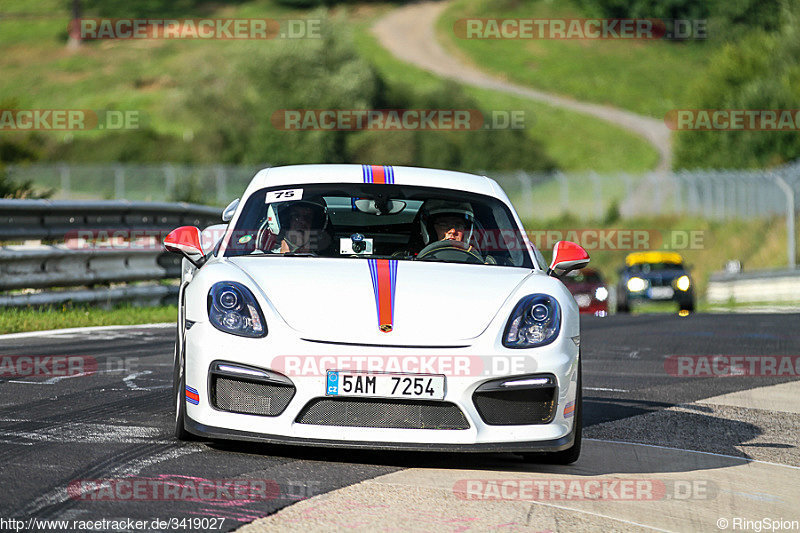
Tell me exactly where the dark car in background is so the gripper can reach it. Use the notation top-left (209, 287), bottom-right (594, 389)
top-left (616, 252), bottom-right (695, 313)
top-left (563, 268), bottom-right (609, 316)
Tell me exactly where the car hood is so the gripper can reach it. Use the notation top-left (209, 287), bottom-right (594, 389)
top-left (227, 257), bottom-right (532, 345)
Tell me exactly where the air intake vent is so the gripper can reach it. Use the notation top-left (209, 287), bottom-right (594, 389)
top-left (296, 398), bottom-right (469, 430)
top-left (210, 372), bottom-right (295, 417)
top-left (472, 375), bottom-right (557, 425)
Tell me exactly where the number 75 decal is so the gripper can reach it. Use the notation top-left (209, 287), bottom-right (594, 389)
top-left (265, 188), bottom-right (303, 203)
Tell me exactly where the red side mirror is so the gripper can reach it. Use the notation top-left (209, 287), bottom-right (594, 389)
top-left (548, 241), bottom-right (589, 278)
top-left (164, 226), bottom-right (205, 267)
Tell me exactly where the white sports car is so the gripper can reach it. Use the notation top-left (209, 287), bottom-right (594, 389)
top-left (164, 164), bottom-right (589, 463)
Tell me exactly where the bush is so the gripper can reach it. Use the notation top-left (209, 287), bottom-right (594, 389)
top-left (0, 165), bottom-right (54, 199)
top-left (571, 0), bottom-right (783, 40)
top-left (184, 12), bottom-right (554, 172)
top-left (674, 5), bottom-right (800, 169)
top-left (48, 129), bottom-right (197, 163)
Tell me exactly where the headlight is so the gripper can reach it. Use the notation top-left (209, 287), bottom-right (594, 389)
top-left (594, 287), bottom-right (609, 301)
top-left (676, 275), bottom-right (691, 291)
top-left (208, 282), bottom-right (266, 338)
top-left (626, 277), bottom-right (647, 292)
top-left (503, 294), bottom-right (561, 349)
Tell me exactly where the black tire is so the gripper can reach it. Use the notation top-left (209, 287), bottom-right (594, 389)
top-left (173, 333), bottom-right (197, 441)
top-left (522, 360), bottom-right (582, 465)
top-left (616, 300), bottom-right (630, 313)
top-left (679, 300), bottom-right (695, 312)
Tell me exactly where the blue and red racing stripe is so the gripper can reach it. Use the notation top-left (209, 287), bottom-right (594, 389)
top-left (185, 385), bottom-right (200, 405)
top-left (563, 400), bottom-right (575, 418)
top-left (368, 259), bottom-right (398, 332)
top-left (362, 165), bottom-right (395, 184)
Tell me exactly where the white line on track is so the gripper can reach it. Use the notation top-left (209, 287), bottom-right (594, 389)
top-left (523, 498), bottom-right (675, 532)
top-left (19, 444), bottom-right (202, 517)
top-left (0, 323), bottom-right (173, 340)
top-left (123, 370), bottom-right (169, 390)
top-left (585, 387), bottom-right (630, 392)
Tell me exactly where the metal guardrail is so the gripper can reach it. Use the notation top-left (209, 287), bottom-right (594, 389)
top-left (0, 199), bottom-right (220, 240)
top-left (706, 268), bottom-right (800, 304)
top-left (0, 200), bottom-right (221, 307)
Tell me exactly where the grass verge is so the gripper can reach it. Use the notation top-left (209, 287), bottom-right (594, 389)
top-left (437, 0), bottom-right (710, 119)
top-left (0, 304), bottom-right (176, 334)
top-left (352, 15), bottom-right (658, 173)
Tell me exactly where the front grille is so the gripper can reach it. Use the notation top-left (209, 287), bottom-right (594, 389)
top-left (211, 376), bottom-right (295, 416)
top-left (296, 398), bottom-right (470, 430)
top-left (473, 387), bottom-right (557, 425)
top-left (648, 276), bottom-right (671, 287)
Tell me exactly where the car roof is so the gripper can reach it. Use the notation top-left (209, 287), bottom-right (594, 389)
top-left (243, 164), bottom-right (504, 199)
top-left (625, 251), bottom-right (684, 266)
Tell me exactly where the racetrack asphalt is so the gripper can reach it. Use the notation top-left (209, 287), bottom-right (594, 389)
top-left (0, 313), bottom-right (798, 531)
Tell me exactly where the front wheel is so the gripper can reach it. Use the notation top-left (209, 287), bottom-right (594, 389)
top-left (522, 360), bottom-right (582, 465)
top-left (173, 334), bottom-right (197, 441)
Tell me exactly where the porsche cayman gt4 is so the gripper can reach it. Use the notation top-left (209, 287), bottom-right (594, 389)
top-left (164, 164), bottom-right (589, 463)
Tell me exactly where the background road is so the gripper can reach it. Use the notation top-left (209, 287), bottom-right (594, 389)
top-left (372, 1), bottom-right (673, 171)
top-left (1, 314), bottom-right (798, 531)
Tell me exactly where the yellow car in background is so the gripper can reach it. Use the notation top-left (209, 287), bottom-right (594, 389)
top-left (616, 252), bottom-right (695, 313)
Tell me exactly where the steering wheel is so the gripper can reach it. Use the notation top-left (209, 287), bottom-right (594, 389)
top-left (254, 219), bottom-right (279, 252)
top-left (417, 240), bottom-right (484, 264)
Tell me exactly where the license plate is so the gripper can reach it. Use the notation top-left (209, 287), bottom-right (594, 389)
top-left (326, 371), bottom-right (445, 400)
top-left (649, 286), bottom-right (674, 299)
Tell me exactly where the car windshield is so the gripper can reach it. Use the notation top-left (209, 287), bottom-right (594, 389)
top-left (224, 183), bottom-right (533, 268)
top-left (628, 262), bottom-right (683, 273)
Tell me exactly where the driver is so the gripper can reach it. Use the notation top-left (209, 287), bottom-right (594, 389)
top-left (432, 213), bottom-right (468, 242)
top-left (268, 197), bottom-right (331, 253)
top-left (421, 200), bottom-right (476, 246)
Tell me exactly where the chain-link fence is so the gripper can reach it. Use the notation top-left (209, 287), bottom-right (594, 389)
top-left (7, 160), bottom-right (800, 220)
top-left (492, 159), bottom-right (800, 221)
top-left (5, 163), bottom-right (266, 206)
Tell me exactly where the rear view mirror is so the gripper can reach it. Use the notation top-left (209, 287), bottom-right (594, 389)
top-left (353, 199), bottom-right (406, 215)
top-left (548, 241), bottom-right (589, 278)
top-left (164, 226), bottom-right (206, 268)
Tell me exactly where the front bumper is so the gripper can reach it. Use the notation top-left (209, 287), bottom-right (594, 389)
top-left (623, 289), bottom-right (693, 304)
top-left (182, 319), bottom-right (580, 450)
top-left (185, 415), bottom-right (576, 453)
